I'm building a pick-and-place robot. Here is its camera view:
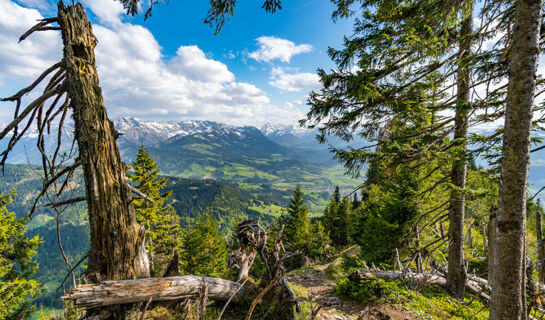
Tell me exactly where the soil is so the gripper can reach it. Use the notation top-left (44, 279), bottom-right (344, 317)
top-left (285, 247), bottom-right (422, 320)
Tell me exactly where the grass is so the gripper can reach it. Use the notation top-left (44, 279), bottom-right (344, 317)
top-left (28, 214), bottom-right (53, 230)
top-left (250, 203), bottom-right (284, 217)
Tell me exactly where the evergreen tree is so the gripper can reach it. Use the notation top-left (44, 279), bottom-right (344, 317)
top-left (352, 161), bottom-right (421, 264)
top-left (0, 190), bottom-right (42, 319)
top-left (323, 192), bottom-right (351, 248)
top-left (352, 193), bottom-right (361, 209)
top-left (127, 145), bottom-right (182, 276)
top-left (282, 185), bottom-right (311, 251)
top-left (280, 186), bottom-right (331, 264)
top-left (308, 221), bottom-right (331, 259)
top-left (181, 212), bottom-right (228, 277)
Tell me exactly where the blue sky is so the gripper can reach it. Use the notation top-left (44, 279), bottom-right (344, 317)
top-left (0, 0), bottom-right (355, 126)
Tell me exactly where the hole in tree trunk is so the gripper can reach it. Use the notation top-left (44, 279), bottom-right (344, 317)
top-left (72, 43), bottom-right (88, 59)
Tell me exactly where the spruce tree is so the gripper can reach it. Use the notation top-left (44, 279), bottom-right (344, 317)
top-left (282, 185), bottom-right (311, 249)
top-left (180, 212), bottom-right (228, 278)
top-left (0, 190), bottom-right (42, 319)
top-left (323, 191), bottom-right (351, 248)
top-left (127, 145), bottom-right (182, 276)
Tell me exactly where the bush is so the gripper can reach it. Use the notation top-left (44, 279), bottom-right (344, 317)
top-left (336, 278), bottom-right (402, 301)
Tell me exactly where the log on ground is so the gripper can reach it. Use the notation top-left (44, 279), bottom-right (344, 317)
top-left (64, 275), bottom-right (249, 308)
top-left (348, 269), bottom-right (490, 301)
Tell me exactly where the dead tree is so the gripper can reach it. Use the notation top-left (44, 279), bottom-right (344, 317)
top-left (229, 220), bottom-right (301, 319)
top-left (65, 220), bottom-right (301, 319)
top-left (1, 1), bottom-right (149, 284)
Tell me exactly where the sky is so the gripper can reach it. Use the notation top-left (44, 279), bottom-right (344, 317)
top-left (0, 0), bottom-right (355, 126)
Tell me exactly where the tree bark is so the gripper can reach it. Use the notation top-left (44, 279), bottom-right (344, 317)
top-left (537, 207), bottom-right (545, 282)
top-left (490, 0), bottom-right (542, 318)
top-left (57, 2), bottom-right (149, 281)
top-left (446, 1), bottom-right (473, 300)
top-left (488, 205), bottom-right (497, 283)
top-left (63, 276), bottom-right (249, 308)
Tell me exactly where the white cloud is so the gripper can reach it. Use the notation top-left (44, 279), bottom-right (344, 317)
top-left (0, 1), bottom-right (306, 126)
top-left (82, 0), bottom-right (124, 26)
top-left (249, 36), bottom-right (312, 63)
top-left (269, 67), bottom-right (320, 92)
top-left (169, 45), bottom-right (234, 83)
top-left (0, 0), bottom-right (61, 84)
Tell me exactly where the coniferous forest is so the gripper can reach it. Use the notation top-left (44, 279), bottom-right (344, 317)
top-left (1, 0), bottom-right (545, 319)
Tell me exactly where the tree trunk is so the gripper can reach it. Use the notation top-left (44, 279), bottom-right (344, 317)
top-left (537, 207), bottom-right (545, 282)
top-left (488, 205), bottom-right (497, 283)
top-left (490, 0), bottom-right (542, 318)
top-left (447, 1), bottom-right (473, 300)
top-left (481, 221), bottom-right (487, 253)
top-left (63, 276), bottom-right (250, 308)
top-left (57, 2), bottom-right (149, 281)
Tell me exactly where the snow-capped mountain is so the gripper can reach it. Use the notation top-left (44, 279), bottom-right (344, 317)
top-left (115, 117), bottom-right (234, 145)
top-left (0, 117), bottom-right (292, 166)
top-left (261, 123), bottom-right (309, 137)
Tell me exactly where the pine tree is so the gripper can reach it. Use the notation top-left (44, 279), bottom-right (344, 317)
top-left (127, 145), bottom-right (182, 276)
top-left (180, 212), bottom-right (228, 278)
top-left (281, 186), bottom-right (331, 264)
top-left (282, 185), bottom-right (311, 250)
top-left (309, 221), bottom-right (331, 259)
top-left (323, 192), bottom-right (351, 248)
top-left (352, 193), bottom-right (361, 209)
top-left (491, 0), bottom-right (543, 316)
top-left (0, 190), bottom-right (42, 319)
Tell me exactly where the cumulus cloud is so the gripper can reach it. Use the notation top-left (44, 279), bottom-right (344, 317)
top-left (82, 0), bottom-right (125, 26)
top-left (0, 1), bottom-right (307, 126)
top-left (249, 36), bottom-right (312, 63)
top-left (269, 67), bottom-right (320, 92)
top-left (0, 0), bottom-right (61, 84)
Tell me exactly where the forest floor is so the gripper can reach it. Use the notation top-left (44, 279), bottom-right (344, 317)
top-left (286, 247), bottom-right (421, 320)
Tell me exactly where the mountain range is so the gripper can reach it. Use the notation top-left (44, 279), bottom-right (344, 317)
top-left (0, 117), bottom-right (360, 212)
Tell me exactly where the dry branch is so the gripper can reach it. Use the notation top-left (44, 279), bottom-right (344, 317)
top-left (0, 84), bottom-right (64, 142)
top-left (19, 17), bottom-right (58, 42)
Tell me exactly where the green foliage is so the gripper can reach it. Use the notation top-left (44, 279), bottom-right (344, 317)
top-left (128, 145), bottom-right (183, 276)
top-left (351, 162), bottom-right (420, 264)
top-left (165, 177), bottom-right (274, 230)
top-left (336, 277), bottom-right (402, 301)
top-left (181, 212), bottom-right (228, 277)
top-left (323, 187), bottom-right (352, 248)
top-left (280, 186), bottom-right (331, 265)
top-left (282, 185), bottom-right (311, 250)
top-left (336, 277), bottom-right (489, 319)
top-left (0, 190), bottom-right (43, 319)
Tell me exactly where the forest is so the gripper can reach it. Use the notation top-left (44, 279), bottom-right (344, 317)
top-left (1, 0), bottom-right (545, 319)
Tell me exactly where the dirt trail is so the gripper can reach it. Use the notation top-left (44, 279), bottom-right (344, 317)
top-left (285, 247), bottom-right (420, 320)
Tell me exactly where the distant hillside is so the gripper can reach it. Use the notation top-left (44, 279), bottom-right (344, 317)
top-left (165, 177), bottom-right (276, 229)
top-left (0, 118), bottom-right (360, 210)
top-left (0, 164), bottom-right (283, 310)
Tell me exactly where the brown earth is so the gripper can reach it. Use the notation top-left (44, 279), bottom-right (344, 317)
top-left (285, 247), bottom-right (421, 320)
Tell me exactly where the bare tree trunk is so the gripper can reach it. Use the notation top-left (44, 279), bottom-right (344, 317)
top-left (538, 207), bottom-right (545, 282)
top-left (481, 221), bottom-right (487, 253)
top-left (447, 1), bottom-right (473, 300)
top-left (57, 2), bottom-right (149, 281)
top-left (490, 0), bottom-right (542, 318)
top-left (488, 205), bottom-right (497, 283)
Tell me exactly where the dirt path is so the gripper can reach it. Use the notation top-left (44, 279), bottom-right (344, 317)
top-left (286, 247), bottom-right (421, 320)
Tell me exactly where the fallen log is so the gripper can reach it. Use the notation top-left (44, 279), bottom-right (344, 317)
top-left (348, 270), bottom-right (490, 301)
top-left (63, 275), bottom-right (249, 308)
